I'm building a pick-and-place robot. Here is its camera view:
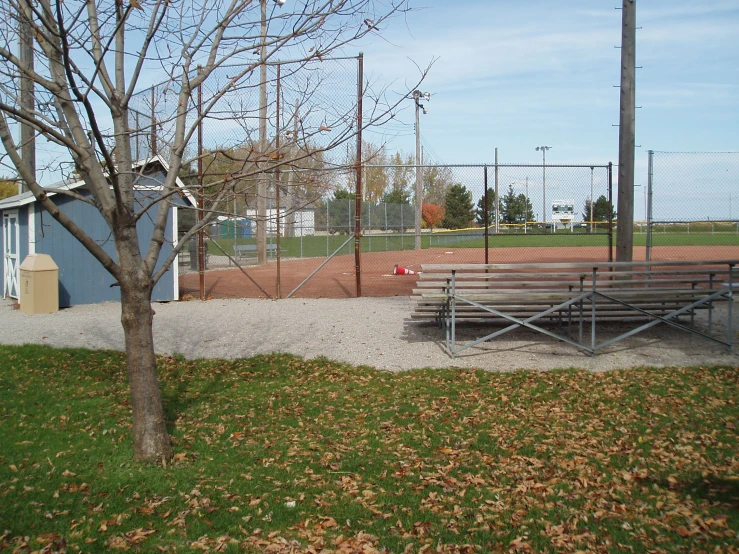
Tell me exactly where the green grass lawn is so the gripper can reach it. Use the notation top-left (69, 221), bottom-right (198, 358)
top-left (1, 345), bottom-right (737, 552)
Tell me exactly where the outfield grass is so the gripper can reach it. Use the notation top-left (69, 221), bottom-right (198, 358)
top-left (1, 345), bottom-right (737, 552)
top-left (205, 230), bottom-right (737, 259)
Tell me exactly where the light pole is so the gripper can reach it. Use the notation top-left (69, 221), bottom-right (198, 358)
top-left (257, 0), bottom-right (286, 265)
top-left (536, 146), bottom-right (551, 231)
top-left (413, 90), bottom-right (431, 250)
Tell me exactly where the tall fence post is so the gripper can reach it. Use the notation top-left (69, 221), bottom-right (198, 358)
top-left (275, 64), bottom-right (282, 299)
top-left (354, 53), bottom-right (363, 297)
top-left (400, 204), bottom-right (404, 250)
top-left (197, 68), bottom-right (205, 299)
top-left (646, 150), bottom-right (654, 263)
top-left (608, 162), bottom-right (613, 263)
top-left (494, 148), bottom-right (499, 234)
top-left (484, 165), bottom-right (489, 264)
top-left (134, 111), bottom-right (140, 161)
top-left (150, 87), bottom-right (157, 157)
top-left (384, 202), bottom-right (388, 251)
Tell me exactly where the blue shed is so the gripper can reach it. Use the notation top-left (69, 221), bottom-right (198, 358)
top-left (0, 156), bottom-right (194, 306)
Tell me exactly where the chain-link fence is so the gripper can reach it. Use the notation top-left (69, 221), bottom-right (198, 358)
top-left (128, 54), bottom-right (619, 298)
top-left (646, 151), bottom-right (739, 261)
top-left (173, 162), bottom-right (613, 298)
top-left (129, 56), bottom-right (371, 298)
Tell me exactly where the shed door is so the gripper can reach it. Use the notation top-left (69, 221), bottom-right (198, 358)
top-left (3, 210), bottom-right (20, 299)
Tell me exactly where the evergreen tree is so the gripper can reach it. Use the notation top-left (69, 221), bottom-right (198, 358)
top-left (500, 185), bottom-right (519, 224)
top-left (475, 191), bottom-right (498, 226)
top-left (582, 195), bottom-right (616, 227)
top-left (500, 185), bottom-right (534, 225)
top-left (442, 184), bottom-right (474, 229)
top-left (382, 187), bottom-right (410, 204)
top-left (518, 194), bottom-right (535, 224)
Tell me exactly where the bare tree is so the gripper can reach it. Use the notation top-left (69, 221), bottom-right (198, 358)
top-left (0, 0), bottom-right (414, 462)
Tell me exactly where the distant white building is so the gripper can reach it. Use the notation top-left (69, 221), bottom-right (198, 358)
top-left (246, 209), bottom-right (315, 237)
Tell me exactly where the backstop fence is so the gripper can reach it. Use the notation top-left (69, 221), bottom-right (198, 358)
top-left (127, 53), bottom-right (623, 298)
top-left (177, 162), bottom-right (615, 299)
top-left (646, 151), bottom-right (739, 262)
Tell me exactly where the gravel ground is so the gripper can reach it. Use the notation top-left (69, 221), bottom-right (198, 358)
top-left (1, 296), bottom-right (738, 371)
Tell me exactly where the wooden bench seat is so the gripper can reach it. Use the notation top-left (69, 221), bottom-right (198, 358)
top-left (234, 243), bottom-right (286, 261)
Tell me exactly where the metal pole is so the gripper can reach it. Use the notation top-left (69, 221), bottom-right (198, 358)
top-left (543, 149), bottom-right (548, 232)
top-left (135, 111), bottom-right (140, 162)
top-left (536, 146), bottom-right (551, 230)
top-left (197, 70), bottom-right (205, 300)
top-left (590, 166), bottom-right (594, 233)
top-left (257, 0), bottom-right (268, 265)
top-left (400, 204), bottom-right (404, 250)
top-left (644, 186), bottom-right (647, 228)
top-left (451, 270), bottom-right (457, 356)
top-left (646, 150), bottom-right (653, 262)
top-left (525, 177), bottom-right (529, 234)
top-left (384, 202), bottom-right (388, 251)
top-left (616, 0), bottom-right (636, 262)
top-left (591, 268), bottom-right (597, 352)
top-left (608, 162), bottom-right (614, 263)
top-left (275, 64), bottom-right (281, 299)
top-left (728, 264), bottom-right (734, 352)
top-left (494, 148), bottom-right (499, 234)
top-left (150, 87), bottom-right (157, 156)
top-left (484, 166), bottom-right (489, 264)
top-left (355, 53), bottom-right (364, 297)
top-left (18, 0), bottom-right (35, 193)
top-left (414, 96), bottom-right (422, 250)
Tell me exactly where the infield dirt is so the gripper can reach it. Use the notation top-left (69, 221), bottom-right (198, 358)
top-left (180, 245), bottom-right (738, 299)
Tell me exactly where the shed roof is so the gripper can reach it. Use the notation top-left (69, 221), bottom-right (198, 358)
top-left (0, 155), bottom-right (195, 210)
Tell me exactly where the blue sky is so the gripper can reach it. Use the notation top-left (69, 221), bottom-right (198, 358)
top-left (355, 0), bottom-right (738, 174)
top-left (18, 0), bottom-right (737, 220)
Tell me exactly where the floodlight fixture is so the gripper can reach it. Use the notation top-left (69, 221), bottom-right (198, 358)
top-left (274, 0), bottom-right (286, 5)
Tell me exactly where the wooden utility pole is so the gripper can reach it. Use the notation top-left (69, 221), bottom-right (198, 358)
top-left (616, 0), bottom-right (636, 262)
top-left (414, 93), bottom-right (422, 250)
top-left (19, 0), bottom-right (35, 193)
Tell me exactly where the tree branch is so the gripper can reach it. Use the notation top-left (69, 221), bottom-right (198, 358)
top-left (0, 111), bottom-right (122, 281)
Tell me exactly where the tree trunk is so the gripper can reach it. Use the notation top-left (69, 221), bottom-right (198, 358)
top-left (120, 275), bottom-right (172, 463)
